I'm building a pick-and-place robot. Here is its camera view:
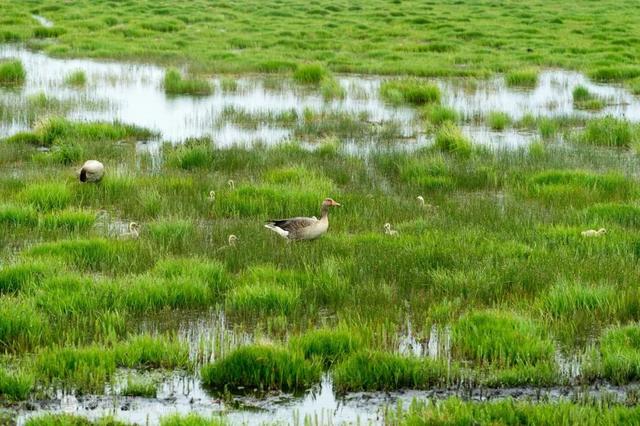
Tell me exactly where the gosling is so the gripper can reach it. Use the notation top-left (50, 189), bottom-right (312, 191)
top-left (581, 228), bottom-right (606, 237)
top-left (384, 223), bottom-right (399, 237)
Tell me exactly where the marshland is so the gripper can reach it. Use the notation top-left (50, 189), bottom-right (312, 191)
top-left (2, 0), bottom-right (640, 424)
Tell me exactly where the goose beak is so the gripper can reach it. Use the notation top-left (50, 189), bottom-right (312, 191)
top-left (333, 201), bottom-right (342, 207)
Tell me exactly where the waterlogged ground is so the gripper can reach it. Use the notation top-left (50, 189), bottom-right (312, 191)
top-left (2, 46), bottom-right (640, 151)
top-left (4, 42), bottom-right (640, 425)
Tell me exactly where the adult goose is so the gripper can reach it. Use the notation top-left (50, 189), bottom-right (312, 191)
top-left (265, 198), bottom-right (341, 241)
top-left (79, 160), bottom-right (105, 183)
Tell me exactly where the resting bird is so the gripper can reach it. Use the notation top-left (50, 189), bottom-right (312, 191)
top-left (384, 223), bottom-right (399, 236)
top-left (265, 198), bottom-right (341, 241)
top-left (581, 228), bottom-right (606, 237)
top-left (78, 160), bottom-right (104, 183)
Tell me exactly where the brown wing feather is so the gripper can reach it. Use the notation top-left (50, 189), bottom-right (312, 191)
top-left (267, 217), bottom-right (317, 232)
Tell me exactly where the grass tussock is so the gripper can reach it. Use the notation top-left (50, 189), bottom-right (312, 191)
top-left (572, 85), bottom-right (605, 110)
top-left (487, 111), bottom-right (511, 131)
top-left (505, 69), bottom-right (538, 88)
top-left (293, 63), bottom-right (327, 85)
top-left (579, 116), bottom-right (636, 148)
top-left (290, 328), bottom-right (362, 366)
top-left (453, 310), bottom-right (554, 367)
top-left (332, 351), bottom-right (452, 392)
top-left (434, 123), bottom-right (472, 156)
top-left (0, 59), bottom-right (26, 86)
top-left (200, 345), bottom-right (321, 392)
top-left (421, 105), bottom-right (458, 127)
top-left (64, 70), bottom-right (87, 87)
top-left (390, 397), bottom-right (640, 425)
top-left (163, 68), bottom-right (212, 96)
top-left (380, 79), bottom-right (441, 105)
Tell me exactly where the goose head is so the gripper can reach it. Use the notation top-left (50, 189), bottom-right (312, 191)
top-left (384, 223), bottom-right (392, 232)
top-left (228, 234), bottom-right (238, 246)
top-left (208, 190), bottom-right (216, 201)
top-left (322, 198), bottom-right (341, 208)
top-left (598, 228), bottom-right (607, 235)
top-left (129, 222), bottom-right (140, 234)
top-left (417, 195), bottom-right (425, 205)
top-left (227, 179), bottom-right (235, 189)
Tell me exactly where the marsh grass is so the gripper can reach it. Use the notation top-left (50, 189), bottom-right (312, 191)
top-left (200, 345), bottom-right (321, 392)
top-left (390, 397), bottom-right (640, 425)
top-left (290, 328), bottom-right (362, 366)
top-left (452, 310), bottom-right (554, 368)
top-left (64, 70), bottom-right (87, 87)
top-left (420, 105), bottom-right (458, 127)
top-left (36, 335), bottom-right (189, 392)
top-left (163, 68), bottom-right (212, 96)
top-left (380, 79), bottom-right (441, 105)
top-left (293, 63), bottom-right (326, 85)
top-left (121, 377), bottom-right (157, 397)
top-left (160, 414), bottom-right (227, 426)
top-left (0, 204), bottom-right (38, 227)
top-left (487, 111), bottom-right (511, 131)
top-left (573, 85), bottom-right (605, 110)
top-left (579, 116), bottom-right (636, 148)
top-left (539, 280), bottom-right (617, 320)
top-left (0, 262), bottom-right (50, 294)
top-left (226, 281), bottom-right (301, 316)
top-left (332, 351), bottom-right (452, 392)
top-left (40, 209), bottom-right (95, 231)
top-left (0, 368), bottom-right (34, 401)
top-left (585, 203), bottom-right (640, 227)
top-left (20, 183), bottom-right (71, 212)
top-left (434, 123), bottom-right (472, 156)
top-left (0, 59), bottom-right (26, 86)
top-left (585, 324), bottom-right (640, 384)
top-left (505, 69), bottom-right (538, 88)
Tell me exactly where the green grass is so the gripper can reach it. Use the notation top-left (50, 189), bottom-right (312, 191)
top-left (0, 59), bottom-right (26, 86)
top-left (487, 111), bottom-right (511, 131)
top-left (121, 377), bottom-right (157, 397)
top-left (420, 105), bottom-right (458, 127)
top-left (163, 68), bottom-right (213, 96)
top-left (380, 79), bottom-right (441, 105)
top-left (573, 85), bottom-right (605, 110)
top-left (588, 324), bottom-right (640, 384)
top-left (64, 70), bottom-right (87, 87)
top-left (293, 63), bottom-right (326, 85)
top-left (452, 310), bottom-right (554, 367)
top-left (434, 123), bottom-right (472, 156)
top-left (505, 69), bottom-right (538, 88)
top-left (579, 116), bottom-right (636, 148)
top-left (160, 414), bottom-right (227, 426)
top-left (390, 397), bottom-right (640, 425)
top-left (290, 328), bottom-right (362, 366)
top-left (201, 345), bottom-right (321, 392)
top-left (332, 351), bottom-right (453, 392)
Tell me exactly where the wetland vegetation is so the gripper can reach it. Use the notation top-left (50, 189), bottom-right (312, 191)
top-left (2, 0), bottom-right (640, 424)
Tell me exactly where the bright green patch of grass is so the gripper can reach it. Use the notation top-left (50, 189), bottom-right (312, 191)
top-left (380, 79), bottom-right (441, 105)
top-left (579, 116), bottom-right (636, 148)
top-left (505, 69), bottom-right (538, 88)
top-left (332, 351), bottom-right (453, 392)
top-left (487, 111), bottom-right (511, 131)
top-left (434, 123), bottom-right (472, 156)
top-left (420, 105), bottom-right (458, 126)
top-left (290, 328), bottom-right (361, 367)
top-left (0, 59), bottom-right (26, 86)
top-left (64, 70), bottom-right (87, 87)
top-left (573, 85), bottom-right (605, 110)
top-left (293, 63), bottom-right (327, 85)
top-left (20, 183), bottom-right (71, 212)
top-left (390, 397), bottom-right (640, 425)
top-left (160, 414), bottom-right (227, 426)
top-left (452, 310), bottom-right (554, 367)
top-left (200, 345), bottom-right (321, 392)
top-left (163, 68), bottom-right (212, 96)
